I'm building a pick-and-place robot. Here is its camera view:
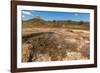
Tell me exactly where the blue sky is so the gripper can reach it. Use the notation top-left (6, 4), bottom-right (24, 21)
top-left (22, 10), bottom-right (90, 22)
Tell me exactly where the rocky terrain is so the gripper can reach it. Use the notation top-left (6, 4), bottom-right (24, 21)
top-left (22, 28), bottom-right (90, 62)
top-left (22, 18), bottom-right (90, 62)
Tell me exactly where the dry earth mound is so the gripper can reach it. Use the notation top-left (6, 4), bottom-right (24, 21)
top-left (22, 32), bottom-right (78, 62)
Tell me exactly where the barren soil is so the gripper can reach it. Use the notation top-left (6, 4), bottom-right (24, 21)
top-left (22, 28), bottom-right (90, 62)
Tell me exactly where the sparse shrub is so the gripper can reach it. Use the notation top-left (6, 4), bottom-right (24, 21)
top-left (67, 20), bottom-right (72, 23)
top-left (79, 21), bottom-right (84, 25)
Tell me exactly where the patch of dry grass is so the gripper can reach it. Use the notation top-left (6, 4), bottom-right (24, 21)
top-left (22, 30), bottom-right (90, 62)
top-left (22, 18), bottom-right (90, 62)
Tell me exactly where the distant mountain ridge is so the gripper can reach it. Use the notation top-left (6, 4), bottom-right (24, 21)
top-left (22, 18), bottom-right (47, 28)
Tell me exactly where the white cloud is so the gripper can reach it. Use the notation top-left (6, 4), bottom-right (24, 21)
top-left (22, 15), bottom-right (25, 18)
top-left (74, 13), bottom-right (78, 16)
top-left (22, 11), bottom-right (32, 16)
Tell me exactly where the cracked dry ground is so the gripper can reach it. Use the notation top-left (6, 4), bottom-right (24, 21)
top-left (22, 28), bottom-right (90, 62)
